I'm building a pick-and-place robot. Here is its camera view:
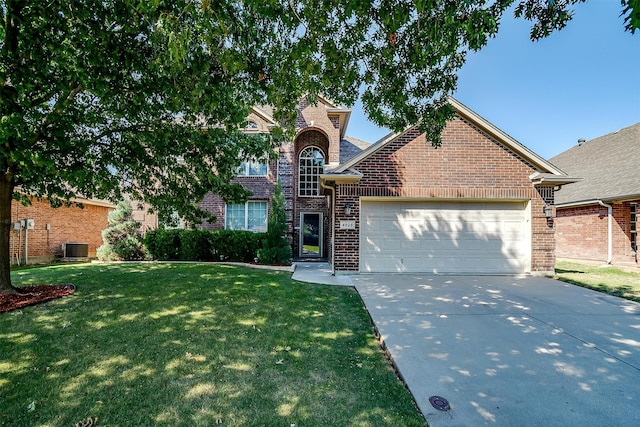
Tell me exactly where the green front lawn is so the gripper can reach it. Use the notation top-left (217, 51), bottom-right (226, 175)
top-left (1, 263), bottom-right (425, 427)
top-left (555, 260), bottom-right (640, 302)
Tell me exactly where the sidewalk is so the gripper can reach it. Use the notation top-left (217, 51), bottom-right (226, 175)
top-left (291, 262), bottom-right (354, 286)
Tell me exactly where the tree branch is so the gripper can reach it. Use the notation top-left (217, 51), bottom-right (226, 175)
top-left (30, 83), bottom-right (84, 145)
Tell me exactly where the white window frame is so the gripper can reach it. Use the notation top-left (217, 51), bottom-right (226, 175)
top-left (237, 157), bottom-right (269, 177)
top-left (298, 146), bottom-right (325, 197)
top-left (225, 201), bottom-right (268, 232)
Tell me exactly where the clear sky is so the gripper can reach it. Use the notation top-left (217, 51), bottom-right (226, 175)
top-left (346, 0), bottom-right (640, 160)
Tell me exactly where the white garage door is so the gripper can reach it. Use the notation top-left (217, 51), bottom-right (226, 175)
top-left (360, 201), bottom-right (530, 274)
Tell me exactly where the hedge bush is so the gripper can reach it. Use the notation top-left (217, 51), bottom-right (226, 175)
top-left (144, 229), bottom-right (265, 262)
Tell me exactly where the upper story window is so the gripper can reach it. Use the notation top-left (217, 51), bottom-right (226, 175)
top-left (246, 120), bottom-right (259, 130)
top-left (299, 146), bottom-right (324, 196)
top-left (631, 203), bottom-right (637, 253)
top-left (237, 156), bottom-right (268, 177)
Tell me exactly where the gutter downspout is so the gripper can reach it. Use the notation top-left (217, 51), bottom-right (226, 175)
top-left (598, 200), bottom-right (613, 264)
top-left (320, 179), bottom-right (336, 275)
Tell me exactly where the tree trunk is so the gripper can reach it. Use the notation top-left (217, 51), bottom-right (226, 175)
top-left (0, 175), bottom-right (17, 294)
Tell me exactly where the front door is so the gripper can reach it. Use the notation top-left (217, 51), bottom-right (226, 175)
top-left (300, 212), bottom-right (322, 257)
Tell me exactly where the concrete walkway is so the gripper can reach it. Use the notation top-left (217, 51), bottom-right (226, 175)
top-left (352, 274), bottom-right (640, 427)
top-left (292, 261), bottom-right (354, 286)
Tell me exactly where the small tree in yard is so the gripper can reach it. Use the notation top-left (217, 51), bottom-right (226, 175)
top-left (257, 181), bottom-right (291, 265)
top-left (97, 201), bottom-right (146, 261)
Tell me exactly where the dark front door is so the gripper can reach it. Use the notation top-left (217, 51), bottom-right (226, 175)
top-left (300, 212), bottom-right (322, 257)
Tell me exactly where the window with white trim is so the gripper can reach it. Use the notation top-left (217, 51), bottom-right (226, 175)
top-left (225, 201), bottom-right (268, 232)
top-left (237, 158), bottom-right (268, 176)
top-left (298, 147), bottom-right (324, 196)
top-left (631, 203), bottom-right (637, 253)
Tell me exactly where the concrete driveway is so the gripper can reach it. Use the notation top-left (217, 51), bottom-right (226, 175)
top-left (352, 275), bottom-right (640, 427)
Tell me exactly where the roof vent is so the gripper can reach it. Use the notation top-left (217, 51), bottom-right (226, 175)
top-left (577, 138), bottom-right (586, 146)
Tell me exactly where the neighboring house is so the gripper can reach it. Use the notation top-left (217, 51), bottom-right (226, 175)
top-left (10, 196), bottom-right (116, 264)
top-left (550, 122), bottom-right (640, 267)
top-left (200, 96), bottom-right (576, 276)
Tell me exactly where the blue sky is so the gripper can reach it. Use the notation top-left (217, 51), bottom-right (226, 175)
top-left (346, 0), bottom-right (640, 160)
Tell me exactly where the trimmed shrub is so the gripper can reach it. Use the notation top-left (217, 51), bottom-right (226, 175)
top-left (143, 229), bottom-right (181, 260)
top-left (144, 229), bottom-right (265, 262)
top-left (257, 181), bottom-right (291, 264)
top-left (179, 229), bottom-right (212, 261)
top-left (97, 201), bottom-right (147, 261)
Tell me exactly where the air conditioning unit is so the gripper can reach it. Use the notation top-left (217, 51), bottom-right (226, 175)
top-left (63, 242), bottom-right (89, 258)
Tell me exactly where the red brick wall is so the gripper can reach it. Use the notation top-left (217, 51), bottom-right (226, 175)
top-left (332, 115), bottom-right (555, 273)
top-left (293, 129), bottom-right (331, 257)
top-left (556, 201), bottom-right (638, 267)
top-left (296, 98), bottom-right (341, 164)
top-left (10, 198), bottom-right (111, 262)
top-left (278, 143), bottom-right (296, 241)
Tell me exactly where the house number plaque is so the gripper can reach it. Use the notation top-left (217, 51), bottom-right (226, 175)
top-left (339, 220), bottom-right (356, 230)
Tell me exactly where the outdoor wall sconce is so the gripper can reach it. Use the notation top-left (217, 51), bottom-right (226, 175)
top-left (543, 204), bottom-right (554, 221)
top-left (344, 203), bottom-right (353, 216)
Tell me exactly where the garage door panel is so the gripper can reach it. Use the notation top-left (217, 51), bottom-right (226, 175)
top-left (360, 255), bottom-right (404, 272)
top-left (360, 201), bottom-right (529, 274)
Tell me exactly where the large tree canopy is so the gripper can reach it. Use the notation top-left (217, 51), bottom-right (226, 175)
top-left (0, 0), bottom-right (637, 292)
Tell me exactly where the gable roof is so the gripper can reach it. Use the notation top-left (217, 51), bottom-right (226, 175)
top-left (252, 105), bottom-right (276, 124)
top-left (550, 122), bottom-right (640, 205)
top-left (333, 97), bottom-right (569, 179)
top-left (254, 95), bottom-right (352, 138)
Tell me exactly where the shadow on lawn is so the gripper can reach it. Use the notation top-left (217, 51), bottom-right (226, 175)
top-left (1, 263), bottom-right (424, 427)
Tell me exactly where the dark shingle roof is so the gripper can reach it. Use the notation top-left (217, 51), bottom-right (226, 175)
top-left (550, 122), bottom-right (640, 205)
top-left (340, 135), bottom-right (372, 163)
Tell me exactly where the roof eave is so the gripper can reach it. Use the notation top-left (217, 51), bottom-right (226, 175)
top-left (557, 194), bottom-right (640, 207)
top-left (250, 106), bottom-right (276, 124)
top-left (320, 171), bottom-right (363, 184)
top-left (326, 107), bottom-right (352, 140)
top-left (529, 172), bottom-right (582, 187)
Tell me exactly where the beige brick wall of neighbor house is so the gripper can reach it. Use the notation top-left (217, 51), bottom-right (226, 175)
top-left (10, 198), bottom-right (111, 263)
top-left (556, 202), bottom-right (638, 267)
top-left (332, 115), bottom-right (557, 273)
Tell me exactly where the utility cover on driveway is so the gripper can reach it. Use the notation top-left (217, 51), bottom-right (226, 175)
top-left (353, 274), bottom-right (640, 427)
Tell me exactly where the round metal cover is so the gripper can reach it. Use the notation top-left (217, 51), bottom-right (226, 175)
top-left (429, 395), bottom-right (450, 411)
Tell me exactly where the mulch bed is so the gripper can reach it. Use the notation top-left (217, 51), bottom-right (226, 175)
top-left (0, 284), bottom-right (76, 313)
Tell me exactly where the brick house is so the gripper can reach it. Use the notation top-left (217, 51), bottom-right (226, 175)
top-left (200, 96), bottom-right (576, 275)
top-left (10, 196), bottom-right (116, 264)
top-left (550, 122), bottom-right (639, 267)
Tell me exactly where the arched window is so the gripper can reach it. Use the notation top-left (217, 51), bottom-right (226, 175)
top-left (298, 147), bottom-right (324, 196)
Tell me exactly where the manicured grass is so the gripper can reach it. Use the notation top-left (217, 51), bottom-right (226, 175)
top-left (301, 245), bottom-right (320, 254)
top-left (555, 260), bottom-right (640, 302)
top-left (1, 263), bottom-right (425, 427)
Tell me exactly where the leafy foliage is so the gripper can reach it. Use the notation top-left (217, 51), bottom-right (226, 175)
top-left (622, 0), bottom-right (640, 34)
top-left (97, 200), bottom-right (146, 261)
top-left (258, 181), bottom-right (291, 265)
top-left (143, 228), bottom-right (265, 262)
